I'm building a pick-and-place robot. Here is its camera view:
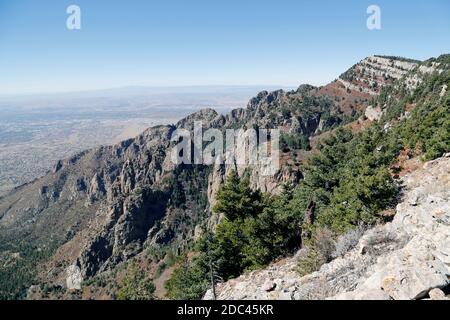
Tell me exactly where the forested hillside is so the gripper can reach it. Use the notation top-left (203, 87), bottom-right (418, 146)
top-left (166, 55), bottom-right (450, 299)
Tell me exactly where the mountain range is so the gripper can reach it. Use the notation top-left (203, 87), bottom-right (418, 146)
top-left (0, 54), bottom-right (449, 300)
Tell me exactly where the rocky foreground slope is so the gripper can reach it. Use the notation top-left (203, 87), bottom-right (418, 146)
top-left (205, 155), bottom-right (450, 300)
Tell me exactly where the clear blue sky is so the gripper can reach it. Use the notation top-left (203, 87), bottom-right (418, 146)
top-left (0, 0), bottom-right (449, 95)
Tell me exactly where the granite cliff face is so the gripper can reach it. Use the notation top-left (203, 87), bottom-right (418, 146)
top-left (0, 55), bottom-right (445, 299)
top-left (204, 155), bottom-right (450, 300)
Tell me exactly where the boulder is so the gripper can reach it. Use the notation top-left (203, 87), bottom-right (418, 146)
top-left (263, 279), bottom-right (276, 292)
top-left (429, 288), bottom-right (447, 300)
top-left (66, 264), bottom-right (82, 290)
top-left (365, 105), bottom-right (383, 121)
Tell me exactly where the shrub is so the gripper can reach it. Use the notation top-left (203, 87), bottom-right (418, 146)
top-left (297, 227), bottom-right (335, 276)
top-left (165, 255), bottom-right (209, 300)
top-left (332, 224), bottom-right (366, 258)
top-left (116, 261), bottom-right (155, 300)
top-left (280, 133), bottom-right (311, 151)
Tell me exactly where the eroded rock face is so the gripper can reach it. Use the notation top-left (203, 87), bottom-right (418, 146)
top-left (0, 54), bottom-right (381, 278)
top-left (440, 84), bottom-right (448, 98)
top-left (364, 105), bottom-right (383, 121)
top-left (205, 156), bottom-right (450, 300)
top-left (66, 264), bottom-right (82, 290)
top-left (338, 56), bottom-right (420, 95)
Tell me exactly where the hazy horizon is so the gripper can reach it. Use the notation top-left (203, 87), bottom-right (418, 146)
top-left (0, 84), bottom-right (296, 99)
top-left (1, 0), bottom-right (449, 96)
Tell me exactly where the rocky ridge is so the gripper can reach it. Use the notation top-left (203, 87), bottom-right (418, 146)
top-left (0, 55), bottom-right (440, 299)
top-left (339, 56), bottom-right (420, 95)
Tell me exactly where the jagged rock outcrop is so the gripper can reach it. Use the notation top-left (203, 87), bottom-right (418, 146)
top-left (66, 264), bottom-right (82, 290)
top-left (204, 156), bottom-right (450, 300)
top-left (176, 108), bottom-right (220, 130)
top-left (2, 54), bottom-right (446, 300)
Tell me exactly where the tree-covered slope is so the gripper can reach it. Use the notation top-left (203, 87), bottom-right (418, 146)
top-left (166, 55), bottom-right (450, 300)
